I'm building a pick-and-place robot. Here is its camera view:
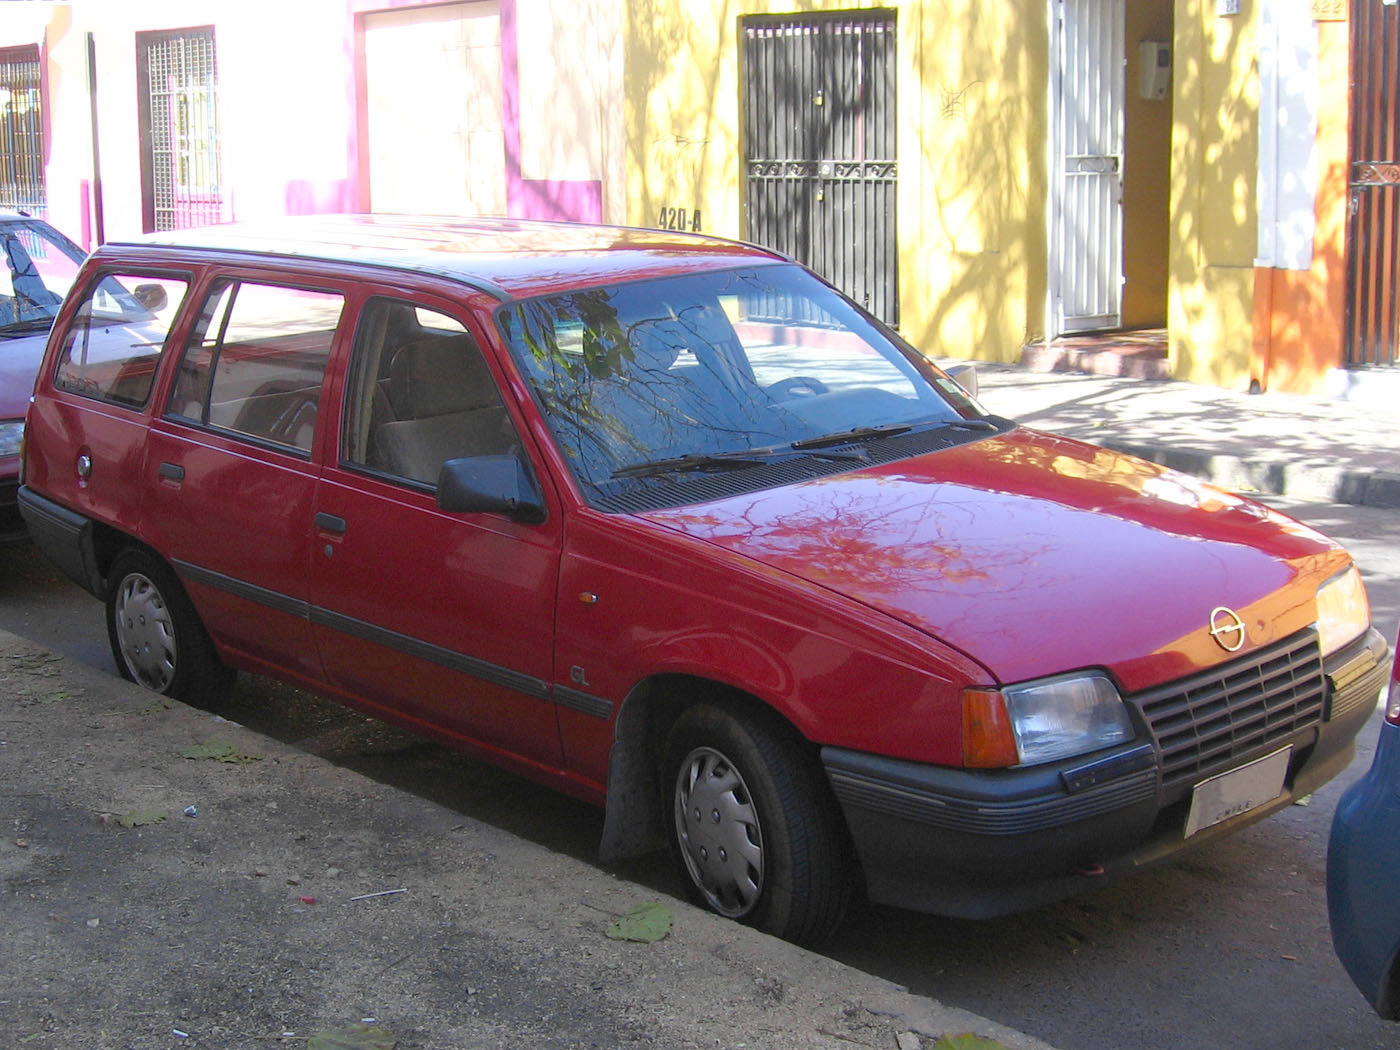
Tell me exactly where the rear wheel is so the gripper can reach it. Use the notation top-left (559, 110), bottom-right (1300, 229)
top-left (663, 700), bottom-right (850, 944)
top-left (105, 548), bottom-right (232, 703)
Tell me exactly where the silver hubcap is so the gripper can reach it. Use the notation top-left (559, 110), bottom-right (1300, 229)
top-left (674, 746), bottom-right (764, 918)
top-left (114, 572), bottom-right (176, 692)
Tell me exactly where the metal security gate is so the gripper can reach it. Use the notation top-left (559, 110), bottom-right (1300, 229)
top-left (0, 45), bottom-right (45, 215)
top-left (1345, 0), bottom-right (1400, 368)
top-left (137, 28), bottom-right (224, 232)
top-left (741, 11), bottom-right (898, 326)
top-left (1051, 0), bottom-right (1125, 333)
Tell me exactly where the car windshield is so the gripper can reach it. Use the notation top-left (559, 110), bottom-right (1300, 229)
top-left (498, 264), bottom-right (985, 507)
top-left (0, 218), bottom-right (88, 339)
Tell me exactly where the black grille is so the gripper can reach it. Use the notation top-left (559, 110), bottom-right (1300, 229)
top-left (1133, 629), bottom-right (1325, 791)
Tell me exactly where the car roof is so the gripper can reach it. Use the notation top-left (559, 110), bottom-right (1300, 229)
top-left (105, 214), bottom-right (788, 302)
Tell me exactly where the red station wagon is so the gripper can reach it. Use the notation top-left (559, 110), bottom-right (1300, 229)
top-left (18, 216), bottom-right (1389, 943)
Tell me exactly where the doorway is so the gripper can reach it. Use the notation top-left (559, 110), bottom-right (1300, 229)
top-left (1049, 0), bottom-right (1172, 336)
top-left (362, 2), bottom-right (506, 216)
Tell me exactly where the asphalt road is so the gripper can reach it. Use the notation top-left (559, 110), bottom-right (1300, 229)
top-left (1, 496), bottom-right (1396, 1050)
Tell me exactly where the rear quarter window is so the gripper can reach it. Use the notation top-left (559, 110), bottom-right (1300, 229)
top-left (53, 274), bottom-right (189, 407)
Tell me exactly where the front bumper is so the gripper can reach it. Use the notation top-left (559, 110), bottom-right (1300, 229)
top-left (825, 626), bottom-right (1390, 919)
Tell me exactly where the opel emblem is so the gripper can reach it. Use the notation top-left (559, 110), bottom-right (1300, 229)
top-left (1209, 606), bottom-right (1247, 652)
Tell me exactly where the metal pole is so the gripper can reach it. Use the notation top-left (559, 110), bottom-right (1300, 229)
top-left (86, 32), bottom-right (104, 245)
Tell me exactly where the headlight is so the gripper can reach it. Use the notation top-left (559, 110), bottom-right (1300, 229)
top-left (0, 419), bottom-right (23, 459)
top-left (963, 672), bottom-right (1135, 768)
top-left (1316, 565), bottom-right (1370, 658)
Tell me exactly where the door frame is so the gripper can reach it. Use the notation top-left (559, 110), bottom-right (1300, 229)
top-left (1048, 0), bottom-right (1126, 336)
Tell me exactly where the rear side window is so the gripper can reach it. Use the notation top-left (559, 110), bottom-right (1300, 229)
top-left (53, 274), bottom-right (189, 407)
top-left (168, 280), bottom-right (344, 455)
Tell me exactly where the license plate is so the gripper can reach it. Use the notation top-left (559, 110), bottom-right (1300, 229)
top-left (1184, 746), bottom-right (1292, 838)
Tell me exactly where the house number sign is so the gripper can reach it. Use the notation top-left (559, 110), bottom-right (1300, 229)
top-left (657, 206), bottom-right (702, 232)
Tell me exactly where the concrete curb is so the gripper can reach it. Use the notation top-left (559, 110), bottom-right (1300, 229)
top-left (1103, 440), bottom-right (1400, 509)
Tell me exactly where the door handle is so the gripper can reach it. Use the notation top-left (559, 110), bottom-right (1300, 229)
top-left (314, 512), bottom-right (347, 535)
top-left (158, 462), bottom-right (184, 482)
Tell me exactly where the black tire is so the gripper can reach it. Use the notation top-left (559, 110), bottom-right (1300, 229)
top-left (663, 700), bottom-right (851, 944)
top-left (105, 548), bottom-right (233, 703)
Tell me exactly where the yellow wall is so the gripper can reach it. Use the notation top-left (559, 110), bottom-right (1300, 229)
top-left (901, 0), bottom-right (1048, 361)
top-left (1168, 0), bottom-right (1259, 388)
top-left (624, 0), bottom-right (1049, 365)
top-left (1122, 0), bottom-right (1173, 329)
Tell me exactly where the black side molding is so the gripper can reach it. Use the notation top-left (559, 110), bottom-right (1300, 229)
top-left (16, 487), bottom-right (104, 598)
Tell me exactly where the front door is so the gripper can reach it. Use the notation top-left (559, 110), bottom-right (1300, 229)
top-left (309, 293), bottom-right (563, 769)
top-left (1051, 0), bottom-right (1125, 333)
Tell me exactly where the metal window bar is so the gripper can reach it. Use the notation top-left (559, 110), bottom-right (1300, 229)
top-left (0, 46), bottom-right (46, 215)
top-left (141, 28), bottom-right (224, 232)
top-left (741, 12), bottom-right (898, 327)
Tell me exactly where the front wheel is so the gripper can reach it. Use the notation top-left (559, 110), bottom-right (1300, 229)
top-left (663, 701), bottom-right (851, 944)
top-left (105, 548), bottom-right (232, 703)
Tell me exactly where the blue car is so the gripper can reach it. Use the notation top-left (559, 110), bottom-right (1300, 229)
top-left (1328, 622), bottom-right (1400, 1019)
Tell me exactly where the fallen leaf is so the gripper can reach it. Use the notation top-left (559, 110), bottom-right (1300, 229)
top-left (180, 740), bottom-right (261, 764)
top-left (931, 1036), bottom-right (1015, 1050)
top-left (306, 1023), bottom-right (398, 1050)
top-left (606, 900), bottom-right (672, 943)
top-left (117, 809), bottom-right (169, 828)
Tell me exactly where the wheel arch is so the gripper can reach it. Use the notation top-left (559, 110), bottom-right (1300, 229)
top-left (598, 672), bottom-right (832, 863)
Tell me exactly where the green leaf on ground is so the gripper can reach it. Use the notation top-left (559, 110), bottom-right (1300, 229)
top-left (306, 1023), bottom-right (398, 1050)
top-left (606, 900), bottom-right (672, 943)
top-left (117, 809), bottom-right (169, 828)
top-left (931, 1036), bottom-right (1013, 1050)
top-left (180, 740), bottom-right (261, 763)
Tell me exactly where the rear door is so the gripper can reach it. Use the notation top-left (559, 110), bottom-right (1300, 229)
top-left (308, 292), bottom-right (565, 769)
top-left (142, 273), bottom-right (345, 683)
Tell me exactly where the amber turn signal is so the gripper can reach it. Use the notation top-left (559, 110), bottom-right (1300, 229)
top-left (962, 688), bottom-right (1020, 768)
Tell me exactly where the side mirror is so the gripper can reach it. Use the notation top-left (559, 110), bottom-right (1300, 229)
top-left (437, 455), bottom-right (546, 524)
top-left (945, 363), bottom-right (979, 399)
top-left (132, 283), bottom-right (168, 312)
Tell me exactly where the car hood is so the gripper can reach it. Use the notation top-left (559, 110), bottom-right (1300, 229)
top-left (640, 428), bottom-right (1349, 690)
top-left (0, 331), bottom-right (49, 420)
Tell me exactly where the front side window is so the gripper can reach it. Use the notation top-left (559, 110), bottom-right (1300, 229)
top-left (168, 280), bottom-right (342, 454)
top-left (53, 273), bottom-right (189, 407)
top-left (498, 263), bottom-right (984, 510)
top-left (342, 297), bottom-right (518, 487)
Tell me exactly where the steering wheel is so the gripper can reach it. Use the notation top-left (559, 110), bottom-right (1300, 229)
top-left (767, 375), bottom-right (830, 400)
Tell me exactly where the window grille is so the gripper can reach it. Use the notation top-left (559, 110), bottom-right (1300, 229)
top-left (137, 28), bottom-right (224, 232)
top-left (0, 45), bottom-right (46, 215)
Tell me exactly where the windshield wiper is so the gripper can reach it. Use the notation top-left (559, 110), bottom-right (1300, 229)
top-left (790, 422), bottom-right (915, 450)
top-left (612, 448), bottom-right (779, 480)
top-left (0, 317), bottom-right (57, 338)
top-left (790, 417), bottom-right (997, 452)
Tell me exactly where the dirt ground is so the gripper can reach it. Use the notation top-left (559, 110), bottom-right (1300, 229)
top-left (0, 628), bottom-right (1055, 1050)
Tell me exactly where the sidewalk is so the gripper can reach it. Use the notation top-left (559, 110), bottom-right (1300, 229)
top-left (0, 628), bottom-right (1061, 1050)
top-left (960, 363), bottom-right (1400, 508)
